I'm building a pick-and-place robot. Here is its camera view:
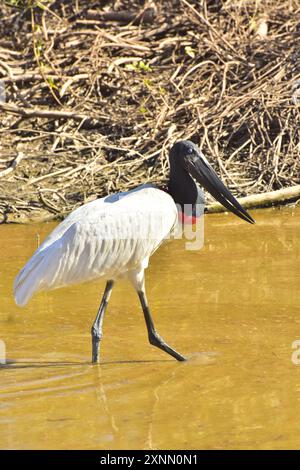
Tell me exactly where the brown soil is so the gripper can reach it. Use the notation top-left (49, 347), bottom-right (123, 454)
top-left (0, 0), bottom-right (299, 223)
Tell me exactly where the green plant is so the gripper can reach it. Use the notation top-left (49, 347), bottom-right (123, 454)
top-left (125, 61), bottom-right (152, 73)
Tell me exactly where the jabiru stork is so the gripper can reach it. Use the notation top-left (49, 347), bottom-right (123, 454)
top-left (14, 140), bottom-right (254, 363)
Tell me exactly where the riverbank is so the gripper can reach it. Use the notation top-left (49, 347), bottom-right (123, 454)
top-left (0, 1), bottom-right (299, 223)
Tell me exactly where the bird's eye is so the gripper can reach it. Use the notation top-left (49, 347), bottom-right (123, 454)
top-left (187, 148), bottom-right (193, 155)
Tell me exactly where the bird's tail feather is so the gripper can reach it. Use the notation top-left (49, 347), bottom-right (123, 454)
top-left (14, 252), bottom-right (46, 307)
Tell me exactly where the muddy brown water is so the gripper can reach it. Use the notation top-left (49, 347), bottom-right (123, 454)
top-left (0, 207), bottom-right (299, 449)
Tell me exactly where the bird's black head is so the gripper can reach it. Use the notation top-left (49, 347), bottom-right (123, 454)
top-left (169, 140), bottom-right (255, 224)
top-left (169, 140), bottom-right (203, 164)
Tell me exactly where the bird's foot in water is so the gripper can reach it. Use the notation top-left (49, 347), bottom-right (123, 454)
top-left (149, 333), bottom-right (187, 361)
top-left (91, 329), bottom-right (102, 363)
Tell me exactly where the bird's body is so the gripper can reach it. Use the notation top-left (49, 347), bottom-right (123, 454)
top-left (14, 140), bottom-right (254, 363)
top-left (14, 185), bottom-right (177, 307)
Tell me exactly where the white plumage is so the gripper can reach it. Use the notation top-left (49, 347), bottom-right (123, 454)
top-left (14, 140), bottom-right (254, 363)
top-left (14, 185), bottom-right (178, 307)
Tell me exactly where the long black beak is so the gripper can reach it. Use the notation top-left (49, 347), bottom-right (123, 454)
top-left (186, 153), bottom-right (255, 224)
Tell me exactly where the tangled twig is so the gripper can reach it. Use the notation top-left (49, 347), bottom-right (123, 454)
top-left (0, 0), bottom-right (299, 222)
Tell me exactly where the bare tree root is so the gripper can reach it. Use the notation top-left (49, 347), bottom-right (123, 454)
top-left (207, 185), bottom-right (300, 214)
top-left (0, 1), bottom-right (299, 222)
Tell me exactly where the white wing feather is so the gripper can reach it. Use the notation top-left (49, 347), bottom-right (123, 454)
top-left (14, 185), bottom-right (177, 306)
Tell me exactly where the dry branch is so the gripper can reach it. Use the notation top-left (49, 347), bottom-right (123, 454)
top-left (85, 7), bottom-right (157, 24)
top-left (0, 103), bottom-right (106, 128)
top-left (207, 185), bottom-right (300, 213)
top-left (0, 0), bottom-right (299, 222)
top-left (0, 152), bottom-right (24, 179)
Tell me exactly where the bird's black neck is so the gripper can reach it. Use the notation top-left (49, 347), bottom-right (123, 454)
top-left (167, 160), bottom-right (204, 216)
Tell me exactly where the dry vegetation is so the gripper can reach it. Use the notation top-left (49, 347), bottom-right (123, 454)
top-left (0, 0), bottom-right (299, 222)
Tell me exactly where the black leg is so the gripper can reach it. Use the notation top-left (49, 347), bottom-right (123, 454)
top-left (138, 290), bottom-right (186, 362)
top-left (91, 280), bottom-right (114, 363)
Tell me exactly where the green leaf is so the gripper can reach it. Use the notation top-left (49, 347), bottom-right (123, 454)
top-left (47, 76), bottom-right (58, 90)
top-left (138, 61), bottom-right (152, 72)
top-left (184, 46), bottom-right (196, 59)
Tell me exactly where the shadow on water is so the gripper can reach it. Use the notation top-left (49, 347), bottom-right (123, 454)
top-left (0, 358), bottom-right (174, 369)
top-left (1, 350), bottom-right (216, 369)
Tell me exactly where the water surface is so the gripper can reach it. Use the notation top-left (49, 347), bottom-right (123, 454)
top-left (0, 207), bottom-right (299, 449)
